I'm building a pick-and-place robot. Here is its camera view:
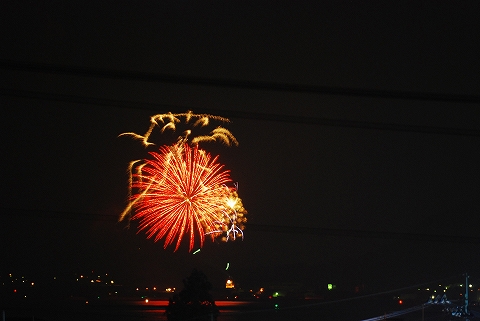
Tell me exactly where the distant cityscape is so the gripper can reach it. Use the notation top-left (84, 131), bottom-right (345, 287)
top-left (1, 270), bottom-right (479, 306)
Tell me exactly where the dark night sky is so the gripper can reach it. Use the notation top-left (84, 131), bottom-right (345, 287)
top-left (1, 1), bottom-right (480, 293)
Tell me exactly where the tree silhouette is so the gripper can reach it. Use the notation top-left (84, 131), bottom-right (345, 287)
top-left (166, 269), bottom-right (219, 321)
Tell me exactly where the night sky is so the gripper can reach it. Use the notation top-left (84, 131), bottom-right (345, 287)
top-left (1, 1), bottom-right (480, 294)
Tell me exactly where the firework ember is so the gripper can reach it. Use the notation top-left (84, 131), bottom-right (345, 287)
top-left (119, 111), bottom-right (247, 252)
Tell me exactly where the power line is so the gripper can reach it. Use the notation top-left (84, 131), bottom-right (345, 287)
top-left (1, 207), bottom-right (479, 244)
top-left (1, 59), bottom-right (480, 104)
top-left (0, 207), bottom-right (117, 222)
top-left (247, 224), bottom-right (480, 244)
top-left (2, 88), bottom-right (480, 137)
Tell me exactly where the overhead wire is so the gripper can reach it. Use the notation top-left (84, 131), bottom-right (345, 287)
top-left (1, 59), bottom-right (480, 104)
top-left (1, 88), bottom-right (480, 138)
top-left (1, 207), bottom-right (479, 244)
top-left (1, 59), bottom-right (480, 136)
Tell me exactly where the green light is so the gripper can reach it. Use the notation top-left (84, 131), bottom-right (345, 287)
top-left (225, 262), bottom-right (230, 270)
top-left (328, 284), bottom-right (333, 290)
top-left (192, 249), bottom-right (201, 255)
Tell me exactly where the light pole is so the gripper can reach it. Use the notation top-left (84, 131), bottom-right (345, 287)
top-left (465, 273), bottom-right (469, 315)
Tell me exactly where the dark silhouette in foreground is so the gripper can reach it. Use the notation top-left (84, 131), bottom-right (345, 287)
top-left (166, 269), bottom-right (219, 321)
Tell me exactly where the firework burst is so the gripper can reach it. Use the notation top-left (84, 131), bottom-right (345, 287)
top-left (118, 111), bottom-right (236, 148)
top-left (119, 111), bottom-right (247, 252)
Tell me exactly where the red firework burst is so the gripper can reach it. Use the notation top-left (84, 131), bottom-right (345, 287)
top-left (131, 143), bottom-right (234, 252)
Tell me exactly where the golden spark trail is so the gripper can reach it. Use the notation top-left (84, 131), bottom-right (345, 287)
top-left (119, 111), bottom-right (247, 252)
